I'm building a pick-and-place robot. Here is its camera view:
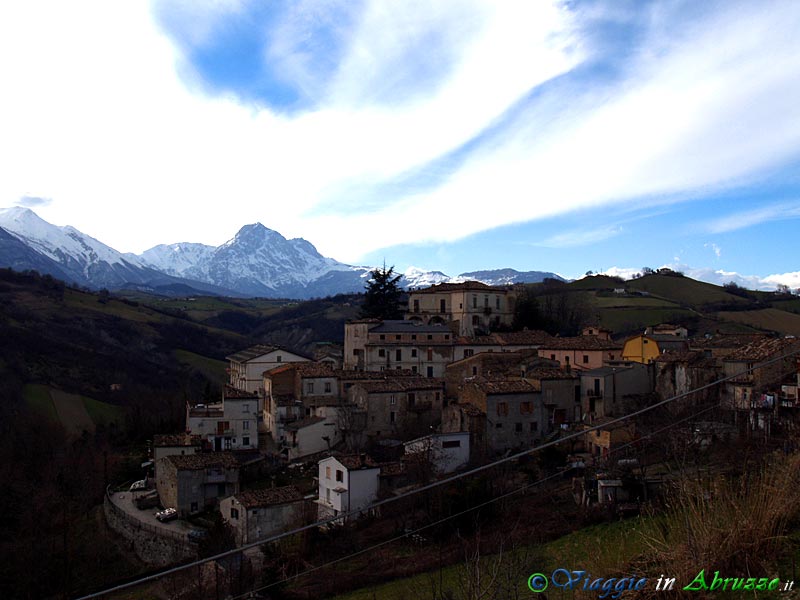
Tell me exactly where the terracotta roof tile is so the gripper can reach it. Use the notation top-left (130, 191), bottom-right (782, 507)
top-left (164, 452), bottom-right (240, 470)
top-left (234, 486), bottom-right (303, 508)
top-left (153, 433), bottom-right (202, 447)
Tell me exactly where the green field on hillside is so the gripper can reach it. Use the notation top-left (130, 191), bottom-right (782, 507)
top-left (627, 274), bottom-right (746, 306)
top-left (23, 384), bottom-right (125, 432)
top-left (173, 349), bottom-right (227, 384)
top-left (23, 383), bottom-right (58, 420)
top-left (717, 308), bottom-right (800, 336)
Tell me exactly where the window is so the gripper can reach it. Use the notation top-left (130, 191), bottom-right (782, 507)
top-left (520, 402), bottom-right (532, 414)
top-left (496, 297), bottom-right (500, 309)
top-left (396, 349), bottom-right (402, 361)
top-left (191, 502), bottom-right (198, 512)
top-left (515, 422), bottom-right (523, 433)
top-left (497, 402), bottom-right (508, 416)
top-left (326, 488), bottom-right (330, 501)
top-left (435, 392), bottom-right (441, 402)
top-left (243, 421), bottom-right (250, 430)
top-left (396, 334), bottom-right (401, 340)
top-left (353, 349), bottom-right (359, 355)
top-left (390, 411), bottom-right (396, 424)
top-left (326, 466), bottom-right (331, 479)
top-left (464, 349), bottom-right (474, 358)
top-left (231, 507), bottom-right (239, 519)
top-left (390, 395), bottom-right (397, 405)
top-left (413, 299), bottom-right (420, 313)
top-left (411, 334), bottom-right (417, 340)
top-left (565, 355), bottom-right (570, 364)
top-left (307, 382), bottom-right (315, 394)
top-left (473, 295), bottom-right (477, 308)
top-left (325, 381), bottom-right (332, 393)
top-left (445, 334), bottom-right (450, 340)
top-left (217, 483), bottom-right (226, 496)
top-left (277, 355), bottom-right (282, 362)
top-left (243, 403), bottom-right (249, 413)
top-left (484, 296), bottom-right (489, 308)
top-left (336, 469), bottom-right (344, 482)
top-left (412, 366), bottom-right (418, 374)
top-left (427, 366), bottom-right (434, 377)
top-left (472, 315), bottom-right (479, 326)
top-left (440, 299), bottom-right (446, 313)
top-left (243, 436), bottom-right (250, 446)
top-left (472, 366), bottom-right (477, 376)
top-left (530, 421), bottom-right (538, 432)
top-left (427, 334), bottom-right (433, 340)
top-left (442, 440), bottom-right (461, 448)
top-left (380, 334), bottom-right (386, 340)
top-left (427, 348), bottom-right (433, 361)
top-left (496, 423), bottom-right (503, 429)
top-left (408, 393), bottom-right (415, 406)
top-left (583, 355), bottom-right (589, 364)
top-left (378, 349), bottom-right (386, 357)
top-left (550, 354), bottom-right (556, 361)
top-left (411, 349), bottom-right (417, 358)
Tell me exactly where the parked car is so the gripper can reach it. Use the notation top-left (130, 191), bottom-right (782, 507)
top-left (155, 507), bottom-right (178, 522)
top-left (129, 479), bottom-right (147, 491)
top-left (135, 490), bottom-right (159, 510)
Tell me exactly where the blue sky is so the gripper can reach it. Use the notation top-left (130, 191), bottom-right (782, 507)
top-left (1, 1), bottom-right (800, 288)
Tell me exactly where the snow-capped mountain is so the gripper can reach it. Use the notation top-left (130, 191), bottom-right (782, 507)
top-left (139, 242), bottom-right (216, 278)
top-left (0, 208), bottom-right (565, 298)
top-left (0, 207), bottom-right (240, 295)
top-left (402, 266), bottom-right (450, 288)
top-left (138, 223), bottom-right (365, 297)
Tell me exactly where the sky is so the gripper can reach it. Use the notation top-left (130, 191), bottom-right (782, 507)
top-left (1, 0), bottom-right (800, 288)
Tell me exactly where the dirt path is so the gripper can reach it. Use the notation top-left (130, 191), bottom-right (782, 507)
top-left (50, 388), bottom-right (95, 436)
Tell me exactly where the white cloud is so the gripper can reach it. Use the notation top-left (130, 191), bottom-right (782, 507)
top-left (704, 242), bottom-right (722, 258)
top-left (706, 201), bottom-right (800, 234)
top-left (537, 225), bottom-right (622, 248)
top-left (0, 1), bottom-right (799, 265)
top-left (600, 263), bottom-right (800, 292)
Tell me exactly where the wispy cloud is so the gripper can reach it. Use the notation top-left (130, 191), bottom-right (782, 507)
top-left (537, 225), bottom-right (622, 248)
top-left (706, 201), bottom-right (800, 234)
top-left (704, 242), bottom-right (722, 258)
top-left (1, 1), bottom-right (800, 264)
top-left (14, 195), bottom-right (52, 208)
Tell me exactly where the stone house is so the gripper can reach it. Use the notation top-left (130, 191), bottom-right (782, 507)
top-left (348, 377), bottom-right (445, 439)
top-left (282, 406), bottom-right (342, 461)
top-left (152, 433), bottom-right (202, 479)
top-left (405, 281), bottom-right (516, 336)
top-left (583, 418), bottom-right (636, 459)
top-left (344, 319), bottom-right (455, 376)
top-left (580, 363), bottom-right (654, 419)
top-left (316, 454), bottom-right (380, 521)
top-left (722, 337), bottom-right (800, 410)
top-left (653, 351), bottom-right (719, 412)
top-left (444, 350), bottom-right (558, 399)
top-left (227, 344), bottom-right (311, 394)
top-left (220, 486), bottom-right (305, 546)
top-left (442, 403), bottom-right (487, 462)
top-left (156, 452), bottom-right (240, 517)
top-left (456, 379), bottom-right (546, 455)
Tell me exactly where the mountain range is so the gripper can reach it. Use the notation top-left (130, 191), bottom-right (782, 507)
top-left (0, 207), bottom-right (564, 298)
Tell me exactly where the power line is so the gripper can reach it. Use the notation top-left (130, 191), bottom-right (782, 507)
top-left (228, 402), bottom-right (723, 600)
top-left (75, 348), bottom-right (799, 599)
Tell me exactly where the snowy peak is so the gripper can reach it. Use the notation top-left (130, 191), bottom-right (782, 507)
top-left (402, 266), bottom-right (451, 288)
top-left (140, 242), bottom-right (216, 278)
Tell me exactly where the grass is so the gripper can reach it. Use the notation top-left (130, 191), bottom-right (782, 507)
top-left (23, 383), bottom-right (58, 420)
top-left (627, 274), bottom-right (747, 307)
top-left (597, 308), bottom-right (694, 334)
top-left (594, 296), bottom-right (680, 309)
top-left (330, 518), bottom-right (652, 600)
top-left (717, 308), bottom-right (800, 336)
top-left (83, 395), bottom-right (126, 426)
top-left (173, 349), bottom-right (227, 384)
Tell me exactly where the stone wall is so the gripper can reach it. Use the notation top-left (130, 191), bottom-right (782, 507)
top-left (103, 492), bottom-right (197, 567)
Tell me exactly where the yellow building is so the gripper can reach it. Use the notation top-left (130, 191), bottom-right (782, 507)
top-left (621, 335), bottom-right (661, 364)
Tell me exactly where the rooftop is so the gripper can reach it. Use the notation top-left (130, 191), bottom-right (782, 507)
top-left (454, 402), bottom-right (485, 417)
top-left (471, 378), bottom-right (538, 395)
top-left (539, 335), bottom-right (622, 351)
top-left (226, 344), bottom-right (311, 363)
top-left (164, 452), bottom-right (240, 470)
top-left (335, 454), bottom-right (380, 471)
top-left (264, 361), bottom-right (336, 378)
top-left (408, 281), bottom-right (503, 294)
top-left (370, 320), bottom-right (453, 334)
top-left (725, 337), bottom-right (800, 362)
top-left (285, 416), bottom-right (326, 431)
top-left (153, 433), bottom-right (202, 448)
top-left (234, 486), bottom-right (303, 508)
top-left (355, 377), bottom-right (445, 394)
top-left (224, 385), bottom-right (259, 399)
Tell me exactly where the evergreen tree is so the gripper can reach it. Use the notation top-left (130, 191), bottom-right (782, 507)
top-left (361, 264), bottom-right (403, 319)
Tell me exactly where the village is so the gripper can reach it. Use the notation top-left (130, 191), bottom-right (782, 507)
top-left (103, 280), bottom-right (800, 576)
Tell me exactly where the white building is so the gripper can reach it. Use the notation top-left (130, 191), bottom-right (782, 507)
top-left (316, 455), bottom-right (380, 521)
top-left (403, 432), bottom-right (470, 475)
top-left (227, 344), bottom-right (311, 394)
top-left (284, 406), bottom-right (342, 462)
top-left (186, 387), bottom-right (259, 451)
